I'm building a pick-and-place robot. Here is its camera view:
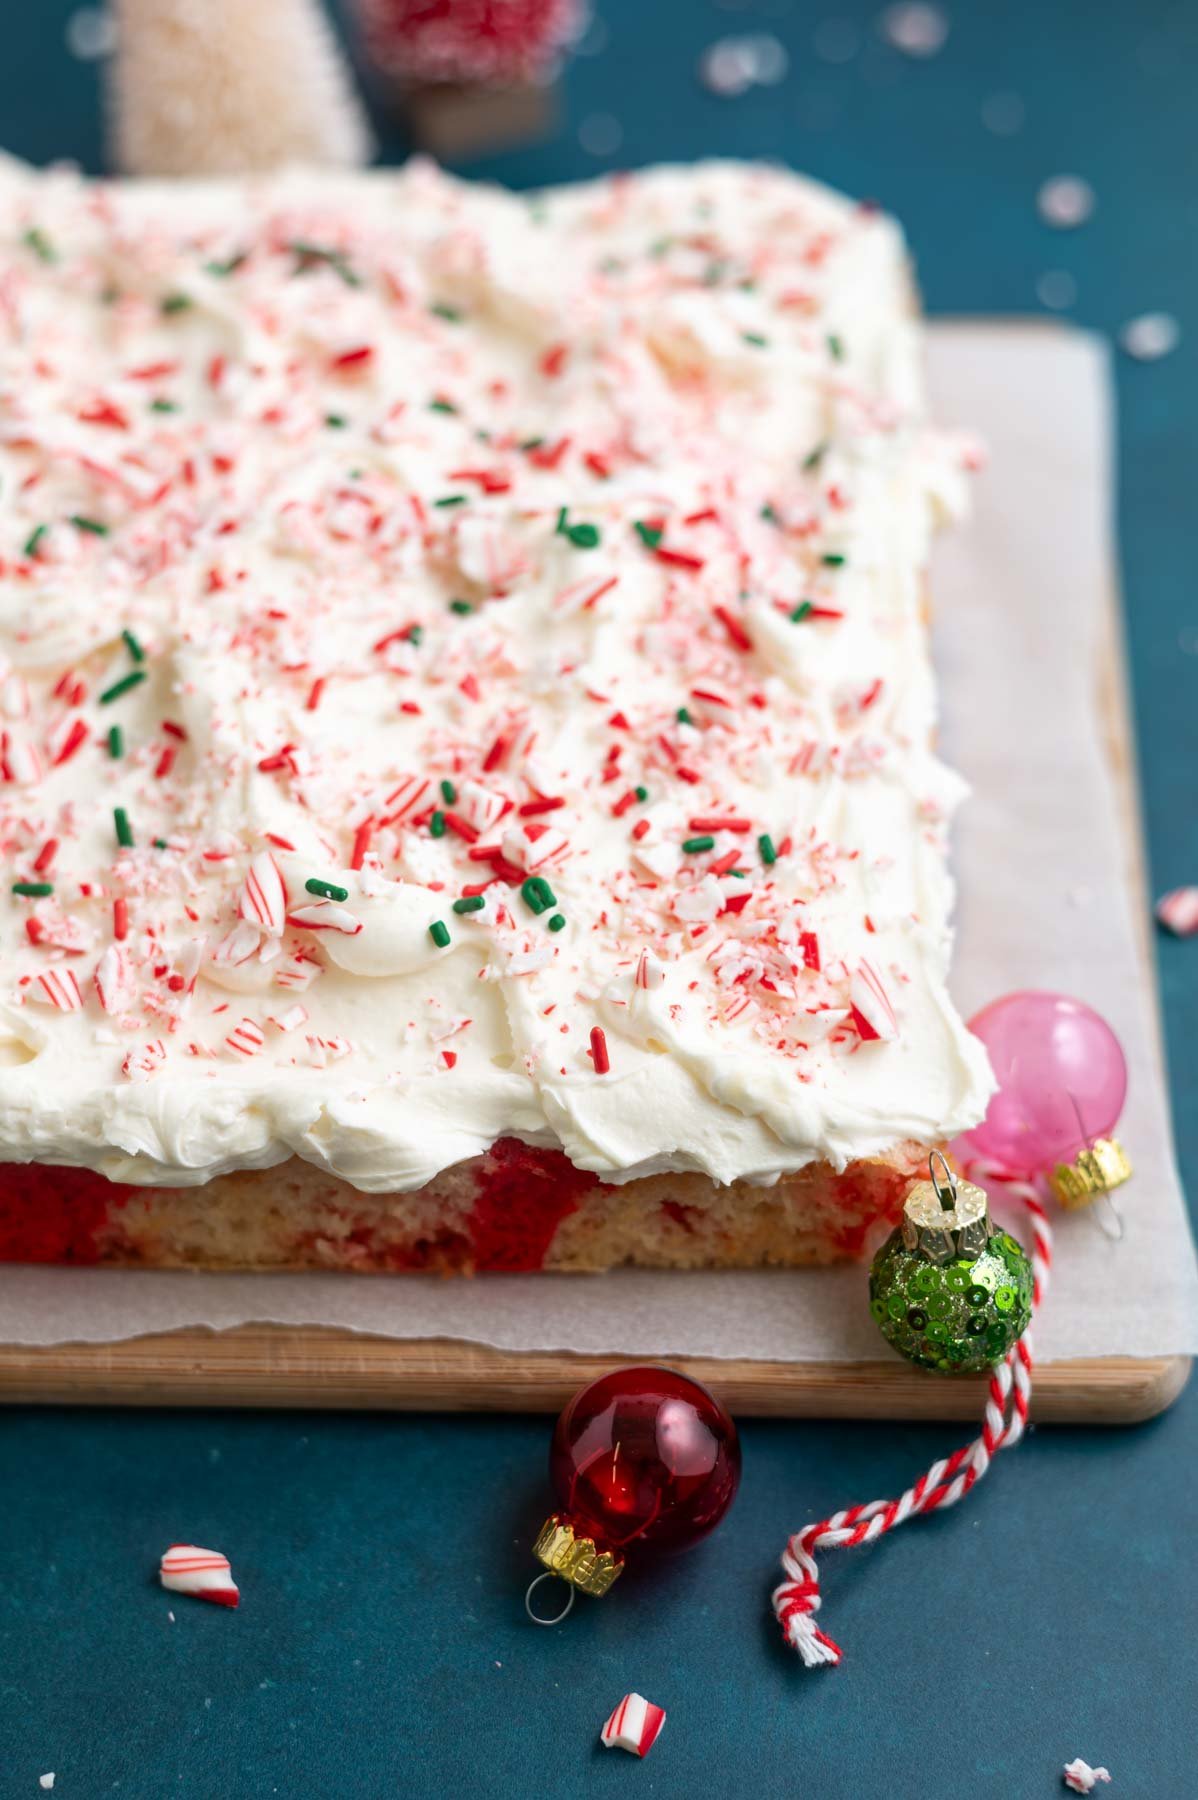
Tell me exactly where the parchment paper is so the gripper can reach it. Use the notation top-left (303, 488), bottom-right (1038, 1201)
top-left (3, 323), bottom-right (1196, 1357)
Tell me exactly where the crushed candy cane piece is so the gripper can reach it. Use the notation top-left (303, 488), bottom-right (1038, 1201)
top-left (287, 902), bottom-right (362, 935)
top-left (238, 852), bottom-right (288, 934)
top-left (600, 1693), bottom-right (666, 1758)
top-left (1063, 1759), bottom-right (1111, 1794)
top-left (159, 1544), bottom-right (240, 1608)
top-left (849, 959), bottom-right (898, 1041)
top-left (1155, 888), bottom-right (1198, 936)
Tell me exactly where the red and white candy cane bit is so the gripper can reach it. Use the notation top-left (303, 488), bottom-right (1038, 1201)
top-left (159, 1544), bottom-right (240, 1609)
top-left (773, 1172), bottom-right (1051, 1667)
top-left (599, 1693), bottom-right (666, 1758)
top-left (1155, 886), bottom-right (1198, 937)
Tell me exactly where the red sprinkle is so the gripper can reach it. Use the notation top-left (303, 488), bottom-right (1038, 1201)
top-left (33, 839), bottom-right (58, 874)
top-left (483, 732), bottom-right (511, 773)
top-left (713, 605), bottom-right (752, 651)
top-left (655, 546), bottom-right (705, 571)
top-left (539, 343), bottom-right (569, 379)
top-left (519, 796), bottom-right (565, 817)
top-left (589, 1026), bottom-right (610, 1074)
top-left (350, 822), bottom-right (374, 871)
top-left (306, 677), bottom-right (326, 712)
top-left (154, 745), bottom-right (176, 780)
top-left (113, 898), bottom-right (129, 941)
top-left (161, 720), bottom-right (187, 740)
top-left (52, 720), bottom-right (89, 766)
top-left (444, 811), bottom-right (479, 843)
top-left (689, 817), bottom-right (751, 833)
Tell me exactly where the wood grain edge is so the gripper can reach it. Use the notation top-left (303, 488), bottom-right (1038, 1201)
top-left (0, 1327), bottom-right (1187, 1423)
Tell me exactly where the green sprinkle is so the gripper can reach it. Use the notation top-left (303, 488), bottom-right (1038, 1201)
top-left (440, 779), bottom-right (457, 804)
top-left (406, 625), bottom-right (424, 646)
top-left (790, 601), bottom-right (814, 624)
top-left (634, 785), bottom-right (649, 802)
top-left (160, 293), bottom-right (192, 315)
top-left (634, 521), bottom-right (663, 551)
top-left (12, 881), bottom-right (52, 898)
top-left (288, 243), bottom-right (360, 286)
top-left (520, 436), bottom-right (545, 451)
top-left (676, 706), bottom-right (693, 726)
top-left (122, 628), bottom-right (145, 664)
top-left (430, 302), bottom-right (463, 323)
top-left (71, 515), bottom-right (108, 536)
top-left (430, 810), bottom-right (446, 838)
top-left (22, 227), bottom-right (55, 264)
top-left (822, 552), bottom-right (847, 568)
top-left (114, 807), bottom-right (134, 849)
top-left (429, 398), bottom-right (458, 415)
top-left (204, 252), bottom-right (247, 277)
top-left (107, 724), bottom-right (124, 759)
top-left (153, 838), bottom-right (169, 850)
top-left (149, 398), bottom-right (178, 413)
top-left (758, 833), bottom-right (777, 866)
top-left (429, 919), bottom-right (451, 948)
top-left (827, 333), bottom-right (845, 362)
top-left (305, 877), bottom-right (349, 902)
top-left (741, 331), bottom-right (768, 348)
top-left (449, 599), bottom-right (473, 615)
top-left (324, 413), bottom-right (347, 429)
top-left (434, 494), bottom-right (468, 508)
top-left (760, 502), bottom-right (781, 526)
top-left (521, 878), bottom-right (548, 916)
top-left (683, 835), bottom-right (715, 854)
top-left (565, 522), bottom-right (600, 549)
top-left (99, 670), bottom-right (146, 705)
top-left (555, 505), bottom-right (570, 535)
top-left (802, 442), bottom-right (828, 472)
top-left (531, 878), bottom-right (556, 908)
top-left (23, 524), bottom-right (47, 559)
top-left (547, 913), bottom-right (566, 932)
top-left (453, 895), bottom-right (485, 914)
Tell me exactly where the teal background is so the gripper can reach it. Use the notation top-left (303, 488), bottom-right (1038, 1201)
top-left (1, 2), bottom-right (1196, 1794)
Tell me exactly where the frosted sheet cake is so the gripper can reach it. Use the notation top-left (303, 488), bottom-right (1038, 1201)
top-left (0, 155), bottom-right (993, 1271)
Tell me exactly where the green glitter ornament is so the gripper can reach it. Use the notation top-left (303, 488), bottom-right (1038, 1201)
top-left (869, 1153), bottom-right (1033, 1373)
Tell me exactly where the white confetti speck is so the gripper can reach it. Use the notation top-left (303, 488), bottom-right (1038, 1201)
top-left (1038, 175), bottom-right (1095, 229)
top-left (814, 17), bottom-right (862, 63)
top-left (1062, 1759), bottom-right (1111, 1795)
top-left (1036, 270), bottom-right (1077, 311)
top-left (65, 6), bottom-right (117, 59)
top-left (578, 112), bottom-right (623, 156)
top-left (1120, 311), bottom-right (1180, 361)
top-left (745, 33), bottom-right (789, 85)
top-left (879, 3), bottom-right (949, 57)
top-left (39, 1779), bottom-right (55, 1793)
top-left (981, 90), bottom-right (1025, 135)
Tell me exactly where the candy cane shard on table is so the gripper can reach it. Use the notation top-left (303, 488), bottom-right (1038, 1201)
top-left (159, 1544), bottom-right (240, 1609)
top-left (0, 154), bottom-right (996, 1274)
top-left (599, 1694), bottom-right (666, 1758)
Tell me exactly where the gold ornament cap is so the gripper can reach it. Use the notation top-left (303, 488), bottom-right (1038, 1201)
top-left (532, 1514), bottom-right (623, 1598)
top-left (1049, 1136), bottom-right (1133, 1209)
top-left (901, 1153), bottom-right (994, 1265)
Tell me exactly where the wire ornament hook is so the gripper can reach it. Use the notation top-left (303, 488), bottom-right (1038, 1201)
top-left (524, 1570), bottom-right (576, 1627)
top-left (928, 1148), bottom-right (958, 1213)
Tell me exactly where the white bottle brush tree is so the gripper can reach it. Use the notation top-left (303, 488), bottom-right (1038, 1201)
top-left (109, 0), bottom-right (374, 176)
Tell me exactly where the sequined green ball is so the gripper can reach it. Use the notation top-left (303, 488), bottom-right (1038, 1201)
top-left (869, 1228), bottom-right (1034, 1373)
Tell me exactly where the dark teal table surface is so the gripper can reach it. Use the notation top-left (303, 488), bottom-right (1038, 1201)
top-left (2, 4), bottom-right (1196, 1795)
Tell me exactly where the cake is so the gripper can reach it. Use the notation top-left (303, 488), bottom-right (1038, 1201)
top-left (0, 155), bottom-right (993, 1272)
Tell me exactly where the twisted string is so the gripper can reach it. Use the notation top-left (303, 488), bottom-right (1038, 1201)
top-left (772, 1173), bottom-right (1052, 1666)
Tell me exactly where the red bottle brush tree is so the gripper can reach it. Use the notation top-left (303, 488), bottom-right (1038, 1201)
top-left (357, 0), bottom-right (585, 87)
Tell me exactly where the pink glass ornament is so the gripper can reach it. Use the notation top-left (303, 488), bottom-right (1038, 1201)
top-left (958, 991), bottom-right (1127, 1179)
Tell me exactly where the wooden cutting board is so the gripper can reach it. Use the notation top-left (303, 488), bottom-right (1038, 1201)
top-left (0, 1328), bottom-right (1187, 1420)
top-left (0, 324), bottom-right (1188, 1424)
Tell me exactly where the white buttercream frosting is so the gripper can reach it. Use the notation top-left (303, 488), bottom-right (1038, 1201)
top-left (0, 154), bottom-right (993, 1191)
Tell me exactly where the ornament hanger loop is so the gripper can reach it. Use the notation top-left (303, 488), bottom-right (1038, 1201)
top-left (524, 1570), bottom-right (576, 1628)
top-left (928, 1149), bottom-right (957, 1213)
top-left (1093, 1191), bottom-right (1125, 1243)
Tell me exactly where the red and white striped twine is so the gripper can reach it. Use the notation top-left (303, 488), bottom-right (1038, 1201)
top-left (773, 1170), bottom-right (1053, 1667)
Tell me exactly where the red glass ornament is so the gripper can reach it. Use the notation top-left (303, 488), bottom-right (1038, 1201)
top-left (526, 1366), bottom-right (740, 1624)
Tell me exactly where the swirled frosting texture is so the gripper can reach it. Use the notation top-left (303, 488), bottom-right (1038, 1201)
top-left (0, 155), bottom-right (993, 1191)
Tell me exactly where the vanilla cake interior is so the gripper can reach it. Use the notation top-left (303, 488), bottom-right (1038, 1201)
top-left (0, 155), bottom-right (992, 1271)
